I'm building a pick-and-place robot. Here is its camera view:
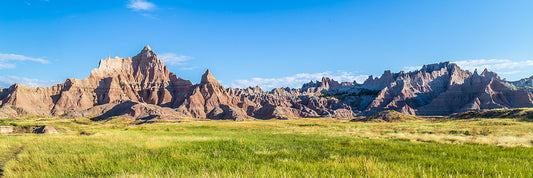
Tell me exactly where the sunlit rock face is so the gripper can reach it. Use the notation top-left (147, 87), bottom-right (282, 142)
top-left (0, 46), bottom-right (354, 120)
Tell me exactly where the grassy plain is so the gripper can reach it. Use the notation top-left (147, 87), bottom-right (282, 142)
top-left (1, 116), bottom-right (532, 177)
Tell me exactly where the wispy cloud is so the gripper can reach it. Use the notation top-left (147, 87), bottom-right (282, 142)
top-left (140, 13), bottom-right (158, 19)
top-left (0, 63), bottom-right (16, 70)
top-left (402, 59), bottom-right (533, 80)
top-left (0, 53), bottom-right (50, 70)
top-left (402, 59), bottom-right (533, 72)
top-left (230, 71), bottom-right (368, 89)
top-left (0, 76), bottom-right (60, 88)
top-left (158, 53), bottom-right (192, 66)
top-left (179, 66), bottom-right (197, 71)
top-left (403, 66), bottom-right (421, 71)
top-left (453, 59), bottom-right (533, 72)
top-left (0, 53), bottom-right (49, 64)
top-left (127, 0), bottom-right (156, 11)
top-left (499, 70), bottom-right (521, 75)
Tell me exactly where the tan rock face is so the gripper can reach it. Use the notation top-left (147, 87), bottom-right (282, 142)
top-left (0, 46), bottom-right (193, 119)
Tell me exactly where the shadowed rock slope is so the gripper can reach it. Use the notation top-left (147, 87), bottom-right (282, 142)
top-left (1, 47), bottom-right (533, 120)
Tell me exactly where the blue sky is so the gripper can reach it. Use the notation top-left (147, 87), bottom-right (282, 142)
top-left (2, 0), bottom-right (533, 89)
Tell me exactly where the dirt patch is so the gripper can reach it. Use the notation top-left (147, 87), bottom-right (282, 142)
top-left (0, 126), bottom-right (14, 134)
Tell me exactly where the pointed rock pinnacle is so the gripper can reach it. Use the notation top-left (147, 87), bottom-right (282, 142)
top-left (201, 69), bottom-right (219, 85)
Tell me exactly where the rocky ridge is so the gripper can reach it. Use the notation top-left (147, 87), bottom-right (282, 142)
top-left (0, 46), bottom-right (353, 120)
top-left (1, 47), bottom-right (533, 120)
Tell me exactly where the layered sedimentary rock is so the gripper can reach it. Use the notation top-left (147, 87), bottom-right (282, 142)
top-left (508, 75), bottom-right (533, 92)
top-left (361, 62), bottom-right (472, 115)
top-left (1, 46), bottom-right (193, 118)
top-left (2, 46), bottom-right (533, 120)
top-left (306, 62), bottom-right (533, 116)
top-left (0, 46), bottom-right (353, 120)
top-left (417, 69), bottom-right (533, 115)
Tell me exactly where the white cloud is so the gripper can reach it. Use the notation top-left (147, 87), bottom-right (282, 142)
top-left (499, 70), bottom-right (521, 75)
top-left (158, 53), bottom-right (192, 66)
top-left (140, 13), bottom-right (158, 19)
top-left (179, 66), bottom-right (197, 71)
top-left (230, 71), bottom-right (368, 89)
top-left (0, 63), bottom-right (16, 70)
top-left (127, 0), bottom-right (156, 11)
top-left (403, 66), bottom-right (421, 71)
top-left (0, 76), bottom-right (60, 88)
top-left (0, 53), bottom-right (49, 64)
top-left (0, 53), bottom-right (50, 70)
top-left (402, 59), bottom-right (533, 73)
top-left (453, 59), bottom-right (533, 72)
top-left (403, 59), bottom-right (533, 81)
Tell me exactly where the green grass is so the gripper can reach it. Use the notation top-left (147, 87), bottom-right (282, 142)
top-left (1, 117), bottom-right (533, 177)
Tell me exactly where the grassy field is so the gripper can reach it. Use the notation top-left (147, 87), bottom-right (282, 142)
top-left (1, 116), bottom-right (533, 177)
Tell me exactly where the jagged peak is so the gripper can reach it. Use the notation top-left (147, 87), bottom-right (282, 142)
top-left (142, 45), bottom-right (152, 52)
top-left (131, 45), bottom-right (165, 69)
top-left (301, 76), bottom-right (342, 90)
top-left (480, 68), bottom-right (500, 79)
top-left (89, 46), bottom-right (172, 81)
top-left (383, 70), bottom-right (393, 76)
top-left (419, 61), bottom-right (460, 73)
top-left (135, 45), bottom-right (157, 59)
top-left (201, 69), bottom-right (220, 85)
top-left (481, 68), bottom-right (488, 75)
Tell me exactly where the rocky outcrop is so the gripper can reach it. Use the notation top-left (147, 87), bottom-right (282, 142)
top-left (0, 46), bottom-right (354, 120)
top-left (2, 46), bottom-right (533, 120)
top-left (417, 69), bottom-right (533, 115)
top-left (1, 46), bottom-right (189, 119)
top-left (302, 77), bottom-right (342, 92)
top-left (33, 125), bottom-right (58, 134)
top-left (508, 75), bottom-right (533, 92)
top-left (362, 62), bottom-right (472, 115)
top-left (301, 62), bottom-right (533, 116)
top-left (0, 126), bottom-right (14, 134)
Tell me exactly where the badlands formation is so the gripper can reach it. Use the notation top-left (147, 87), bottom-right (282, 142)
top-left (1, 46), bottom-right (533, 120)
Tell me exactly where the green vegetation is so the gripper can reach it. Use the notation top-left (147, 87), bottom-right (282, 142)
top-left (1, 116), bottom-right (533, 177)
top-left (451, 108), bottom-right (533, 121)
top-left (357, 110), bottom-right (420, 122)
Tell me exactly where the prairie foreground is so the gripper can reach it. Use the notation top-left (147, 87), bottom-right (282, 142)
top-left (1, 117), bottom-right (532, 177)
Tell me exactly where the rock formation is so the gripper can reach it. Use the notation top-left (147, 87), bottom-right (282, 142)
top-left (1, 47), bottom-right (533, 120)
top-left (33, 125), bottom-right (58, 134)
top-left (0, 46), bottom-right (354, 120)
top-left (0, 126), bottom-right (14, 134)
top-left (508, 75), bottom-right (533, 92)
top-left (300, 62), bottom-right (533, 116)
